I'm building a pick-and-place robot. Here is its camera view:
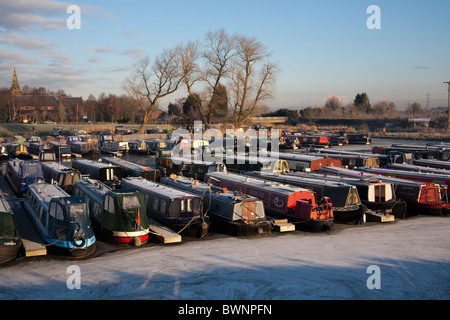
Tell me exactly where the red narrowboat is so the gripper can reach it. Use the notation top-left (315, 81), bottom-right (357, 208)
top-left (293, 134), bottom-right (330, 148)
top-left (205, 171), bottom-right (334, 231)
top-left (320, 166), bottom-right (449, 216)
top-left (270, 152), bottom-right (342, 172)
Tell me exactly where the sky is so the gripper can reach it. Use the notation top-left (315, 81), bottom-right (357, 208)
top-left (0, 0), bottom-right (449, 111)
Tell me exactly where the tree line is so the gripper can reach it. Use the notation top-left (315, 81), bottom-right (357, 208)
top-left (123, 28), bottom-right (279, 133)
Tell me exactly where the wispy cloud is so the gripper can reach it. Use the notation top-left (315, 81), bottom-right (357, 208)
top-left (89, 46), bottom-right (115, 53)
top-left (411, 66), bottom-right (430, 70)
top-left (0, 30), bottom-right (54, 50)
top-left (121, 48), bottom-right (144, 60)
top-left (0, 0), bottom-right (114, 31)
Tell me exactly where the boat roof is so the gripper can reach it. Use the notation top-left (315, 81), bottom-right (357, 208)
top-left (0, 192), bottom-right (12, 214)
top-left (101, 157), bottom-right (153, 171)
top-left (161, 175), bottom-right (259, 201)
top-left (73, 159), bottom-right (120, 169)
top-left (206, 171), bottom-right (311, 195)
top-left (122, 177), bottom-right (200, 199)
top-left (319, 166), bottom-right (439, 188)
top-left (246, 171), bottom-right (354, 189)
top-left (28, 182), bottom-right (69, 202)
top-left (41, 161), bottom-right (78, 172)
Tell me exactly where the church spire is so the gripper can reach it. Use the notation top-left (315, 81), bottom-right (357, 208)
top-left (11, 68), bottom-right (21, 96)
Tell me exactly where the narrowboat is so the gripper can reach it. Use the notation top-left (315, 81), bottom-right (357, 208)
top-left (99, 133), bottom-right (129, 155)
top-left (158, 157), bottom-right (227, 181)
top-left (347, 133), bottom-right (371, 145)
top-left (28, 141), bottom-right (47, 155)
top-left (293, 134), bottom-right (330, 148)
top-left (205, 171), bottom-right (334, 232)
top-left (386, 163), bottom-right (450, 175)
top-left (372, 144), bottom-right (450, 161)
top-left (48, 141), bottom-right (72, 160)
top-left (270, 152), bottom-right (342, 172)
top-left (244, 171), bottom-right (368, 225)
top-left (293, 171), bottom-right (405, 220)
top-left (357, 167), bottom-right (450, 189)
top-left (307, 152), bottom-right (380, 169)
top-left (121, 177), bottom-right (210, 238)
top-left (72, 178), bottom-right (150, 245)
top-left (128, 140), bottom-right (151, 155)
top-left (5, 160), bottom-right (44, 196)
top-left (161, 175), bottom-right (272, 237)
top-left (23, 181), bottom-right (96, 258)
top-left (413, 159), bottom-right (450, 171)
top-left (38, 149), bottom-right (57, 162)
top-left (0, 145), bottom-right (8, 161)
top-left (320, 166), bottom-right (449, 216)
top-left (101, 157), bottom-right (161, 181)
top-left (41, 162), bottom-right (82, 192)
top-left (0, 192), bottom-right (21, 265)
top-left (72, 159), bottom-right (122, 186)
top-left (279, 136), bottom-right (301, 149)
top-left (6, 143), bottom-right (33, 160)
top-left (145, 139), bottom-right (174, 157)
top-left (69, 141), bottom-right (101, 158)
top-left (223, 155), bottom-right (289, 173)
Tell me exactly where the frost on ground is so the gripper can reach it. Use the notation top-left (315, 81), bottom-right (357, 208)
top-left (1, 216), bottom-right (449, 300)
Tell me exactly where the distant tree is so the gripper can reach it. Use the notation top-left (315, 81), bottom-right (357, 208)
top-left (182, 93), bottom-right (202, 120)
top-left (123, 52), bottom-right (182, 134)
top-left (354, 92), bottom-right (371, 113)
top-left (373, 101), bottom-right (397, 116)
top-left (324, 96), bottom-right (343, 111)
top-left (407, 102), bottom-right (422, 115)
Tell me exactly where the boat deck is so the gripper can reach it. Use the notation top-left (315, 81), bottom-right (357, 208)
top-left (0, 175), bottom-right (46, 257)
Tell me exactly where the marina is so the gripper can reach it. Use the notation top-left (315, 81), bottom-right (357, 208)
top-left (1, 135), bottom-right (450, 300)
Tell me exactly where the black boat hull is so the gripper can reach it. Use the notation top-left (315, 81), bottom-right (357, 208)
top-left (209, 215), bottom-right (273, 237)
top-left (148, 214), bottom-right (210, 238)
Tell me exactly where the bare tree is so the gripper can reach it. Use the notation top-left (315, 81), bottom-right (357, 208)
top-left (178, 29), bottom-right (236, 128)
top-left (229, 35), bottom-right (279, 128)
top-left (123, 50), bottom-right (182, 134)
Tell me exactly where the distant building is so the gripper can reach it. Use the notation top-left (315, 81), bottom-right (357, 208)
top-left (8, 69), bottom-right (83, 123)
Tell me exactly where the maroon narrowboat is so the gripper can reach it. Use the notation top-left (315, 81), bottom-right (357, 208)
top-left (205, 171), bottom-right (334, 231)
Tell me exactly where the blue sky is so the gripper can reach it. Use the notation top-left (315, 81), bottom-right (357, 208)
top-left (1, 0), bottom-right (449, 111)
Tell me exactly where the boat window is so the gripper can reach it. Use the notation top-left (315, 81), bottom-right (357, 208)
top-left (375, 185), bottom-right (386, 202)
top-left (180, 199), bottom-right (185, 211)
top-left (105, 195), bottom-right (115, 214)
top-left (0, 213), bottom-right (16, 237)
top-left (152, 197), bottom-right (159, 211)
top-left (187, 198), bottom-right (192, 212)
top-left (123, 196), bottom-right (140, 210)
top-left (69, 204), bottom-right (84, 217)
top-left (160, 200), bottom-right (166, 214)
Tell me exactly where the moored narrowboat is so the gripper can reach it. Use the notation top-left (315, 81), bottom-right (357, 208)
top-left (101, 157), bottom-right (160, 181)
top-left (48, 141), bottom-right (72, 160)
top-left (128, 140), bottom-right (151, 155)
top-left (5, 160), bottom-right (44, 196)
top-left (0, 192), bottom-right (21, 265)
top-left (6, 143), bottom-right (33, 160)
top-left (158, 156), bottom-right (227, 181)
top-left (244, 171), bottom-right (368, 225)
top-left (320, 166), bottom-right (449, 216)
top-left (69, 141), bottom-right (101, 158)
top-left (23, 181), bottom-right (96, 258)
top-left (41, 162), bottom-right (82, 193)
top-left (161, 175), bottom-right (273, 237)
top-left (121, 177), bottom-right (210, 238)
top-left (72, 178), bottom-right (150, 245)
top-left (270, 152), bottom-right (342, 172)
top-left (205, 171), bottom-right (334, 232)
top-left (72, 159), bottom-right (122, 186)
top-left (296, 171), bottom-right (405, 220)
